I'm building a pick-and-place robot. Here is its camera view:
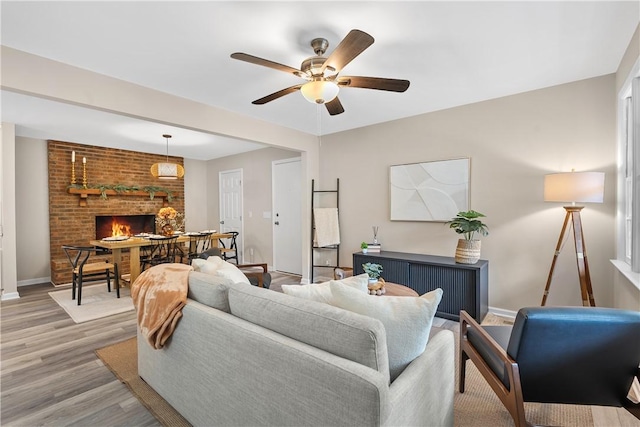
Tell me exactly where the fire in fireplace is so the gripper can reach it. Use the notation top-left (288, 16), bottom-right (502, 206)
top-left (95, 215), bottom-right (156, 239)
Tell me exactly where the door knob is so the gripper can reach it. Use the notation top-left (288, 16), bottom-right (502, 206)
top-left (274, 221), bottom-right (280, 225)
top-left (220, 220), bottom-right (225, 224)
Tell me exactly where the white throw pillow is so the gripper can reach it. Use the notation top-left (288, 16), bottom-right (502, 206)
top-left (191, 256), bottom-right (225, 275)
top-left (328, 280), bottom-right (443, 381)
top-left (282, 273), bottom-right (369, 303)
top-left (215, 260), bottom-right (251, 285)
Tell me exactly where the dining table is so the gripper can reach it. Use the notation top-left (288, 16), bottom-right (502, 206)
top-left (90, 232), bottom-right (232, 284)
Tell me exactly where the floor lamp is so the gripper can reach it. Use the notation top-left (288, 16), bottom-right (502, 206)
top-left (541, 171), bottom-right (605, 307)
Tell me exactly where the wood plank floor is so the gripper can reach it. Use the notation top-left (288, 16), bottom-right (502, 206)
top-left (2, 281), bottom-right (636, 426)
top-left (1, 283), bottom-right (158, 426)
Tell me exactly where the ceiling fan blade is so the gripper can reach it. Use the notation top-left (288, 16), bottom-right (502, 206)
top-left (337, 76), bottom-right (410, 92)
top-left (252, 85), bottom-right (303, 105)
top-left (321, 30), bottom-right (374, 74)
top-left (231, 52), bottom-right (302, 76)
top-left (325, 97), bottom-right (345, 116)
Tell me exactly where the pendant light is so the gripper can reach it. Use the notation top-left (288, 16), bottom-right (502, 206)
top-left (150, 134), bottom-right (184, 180)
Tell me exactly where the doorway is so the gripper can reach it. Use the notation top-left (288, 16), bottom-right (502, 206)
top-left (272, 158), bottom-right (302, 275)
top-left (219, 169), bottom-right (243, 263)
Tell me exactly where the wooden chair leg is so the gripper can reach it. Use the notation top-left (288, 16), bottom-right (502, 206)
top-left (459, 350), bottom-right (468, 393)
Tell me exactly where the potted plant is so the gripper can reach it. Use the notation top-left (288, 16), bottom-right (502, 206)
top-left (362, 262), bottom-right (383, 283)
top-left (445, 210), bottom-right (489, 264)
top-left (360, 241), bottom-right (368, 253)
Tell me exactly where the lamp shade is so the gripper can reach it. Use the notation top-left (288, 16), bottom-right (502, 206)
top-left (300, 80), bottom-right (339, 104)
top-left (150, 162), bottom-right (185, 180)
top-left (544, 171), bottom-right (605, 203)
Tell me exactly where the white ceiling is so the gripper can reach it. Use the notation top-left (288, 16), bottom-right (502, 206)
top-left (1, 1), bottom-right (638, 160)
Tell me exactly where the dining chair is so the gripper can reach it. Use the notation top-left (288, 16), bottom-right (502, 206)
top-left (219, 231), bottom-right (239, 264)
top-left (459, 307), bottom-right (640, 427)
top-left (62, 245), bottom-right (120, 305)
top-left (141, 236), bottom-right (180, 270)
top-left (187, 232), bottom-right (213, 264)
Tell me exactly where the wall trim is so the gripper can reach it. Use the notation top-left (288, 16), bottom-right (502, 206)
top-left (1, 292), bottom-right (20, 301)
top-left (18, 277), bottom-right (51, 287)
top-left (488, 306), bottom-right (517, 319)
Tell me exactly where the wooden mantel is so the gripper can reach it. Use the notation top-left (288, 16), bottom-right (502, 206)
top-left (68, 188), bottom-right (170, 207)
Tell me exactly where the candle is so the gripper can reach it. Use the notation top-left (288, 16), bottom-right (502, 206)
top-left (83, 157), bottom-right (86, 164)
top-left (71, 151), bottom-right (75, 163)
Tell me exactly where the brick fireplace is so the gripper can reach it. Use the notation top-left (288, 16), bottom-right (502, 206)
top-left (48, 140), bottom-right (185, 285)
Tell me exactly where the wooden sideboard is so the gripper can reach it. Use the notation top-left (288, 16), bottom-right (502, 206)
top-left (353, 251), bottom-right (488, 322)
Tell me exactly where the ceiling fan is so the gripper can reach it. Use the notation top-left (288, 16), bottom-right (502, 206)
top-left (231, 29), bottom-right (410, 116)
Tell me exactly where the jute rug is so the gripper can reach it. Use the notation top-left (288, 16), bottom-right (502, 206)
top-left (96, 337), bottom-right (191, 427)
top-left (97, 329), bottom-right (594, 427)
top-left (49, 283), bottom-right (134, 323)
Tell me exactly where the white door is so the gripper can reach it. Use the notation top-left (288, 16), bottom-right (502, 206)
top-left (272, 158), bottom-right (302, 275)
top-left (219, 169), bottom-right (243, 263)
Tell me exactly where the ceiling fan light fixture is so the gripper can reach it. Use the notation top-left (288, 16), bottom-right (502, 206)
top-left (150, 134), bottom-right (185, 179)
top-left (301, 80), bottom-right (339, 104)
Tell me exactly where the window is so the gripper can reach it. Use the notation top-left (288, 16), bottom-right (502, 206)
top-left (618, 74), bottom-right (640, 275)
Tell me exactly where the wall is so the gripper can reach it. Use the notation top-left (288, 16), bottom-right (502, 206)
top-left (47, 140), bottom-right (184, 284)
top-left (1, 124), bottom-right (19, 300)
top-left (15, 137), bottom-right (50, 284)
top-left (207, 147), bottom-right (300, 266)
top-left (320, 75), bottom-right (617, 312)
top-left (183, 158), bottom-right (209, 231)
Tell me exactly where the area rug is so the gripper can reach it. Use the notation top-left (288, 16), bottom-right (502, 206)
top-left (97, 331), bottom-right (593, 427)
top-left (48, 283), bottom-right (134, 323)
top-left (96, 338), bottom-right (191, 427)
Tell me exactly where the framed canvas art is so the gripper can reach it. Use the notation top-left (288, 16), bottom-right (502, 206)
top-left (390, 158), bottom-right (470, 221)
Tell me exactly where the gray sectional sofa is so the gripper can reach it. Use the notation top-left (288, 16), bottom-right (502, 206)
top-left (138, 271), bottom-right (455, 426)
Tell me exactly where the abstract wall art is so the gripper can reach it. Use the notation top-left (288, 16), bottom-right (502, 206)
top-left (390, 158), bottom-right (470, 221)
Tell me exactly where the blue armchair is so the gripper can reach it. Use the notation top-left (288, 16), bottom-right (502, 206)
top-left (459, 307), bottom-right (640, 426)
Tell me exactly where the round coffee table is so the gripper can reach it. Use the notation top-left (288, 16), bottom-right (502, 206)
top-left (378, 282), bottom-right (419, 297)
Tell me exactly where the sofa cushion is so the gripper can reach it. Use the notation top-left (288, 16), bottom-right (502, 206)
top-left (328, 281), bottom-right (443, 381)
top-left (187, 271), bottom-right (234, 312)
top-left (281, 273), bottom-right (369, 303)
top-left (228, 285), bottom-right (390, 380)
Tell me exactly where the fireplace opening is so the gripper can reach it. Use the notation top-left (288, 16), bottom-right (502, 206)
top-left (95, 215), bottom-right (156, 239)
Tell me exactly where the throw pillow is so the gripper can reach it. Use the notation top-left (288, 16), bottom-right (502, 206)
top-left (192, 256), bottom-right (250, 286)
top-left (214, 260), bottom-right (251, 285)
top-left (328, 280), bottom-right (443, 381)
top-left (191, 256), bottom-right (225, 275)
top-left (282, 273), bottom-right (370, 304)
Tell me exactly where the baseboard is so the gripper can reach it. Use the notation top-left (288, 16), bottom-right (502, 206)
top-left (1, 292), bottom-right (21, 301)
top-left (17, 277), bottom-right (51, 287)
top-left (488, 306), bottom-right (517, 319)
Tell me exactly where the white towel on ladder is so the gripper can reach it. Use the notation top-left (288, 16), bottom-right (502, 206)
top-left (314, 208), bottom-right (340, 247)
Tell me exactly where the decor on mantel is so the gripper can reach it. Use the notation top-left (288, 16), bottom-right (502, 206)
top-left (446, 210), bottom-right (489, 264)
top-left (541, 170), bottom-right (605, 307)
top-left (156, 207), bottom-right (184, 236)
top-left (67, 184), bottom-right (176, 207)
top-left (150, 134), bottom-right (185, 180)
top-left (70, 150), bottom-right (77, 185)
